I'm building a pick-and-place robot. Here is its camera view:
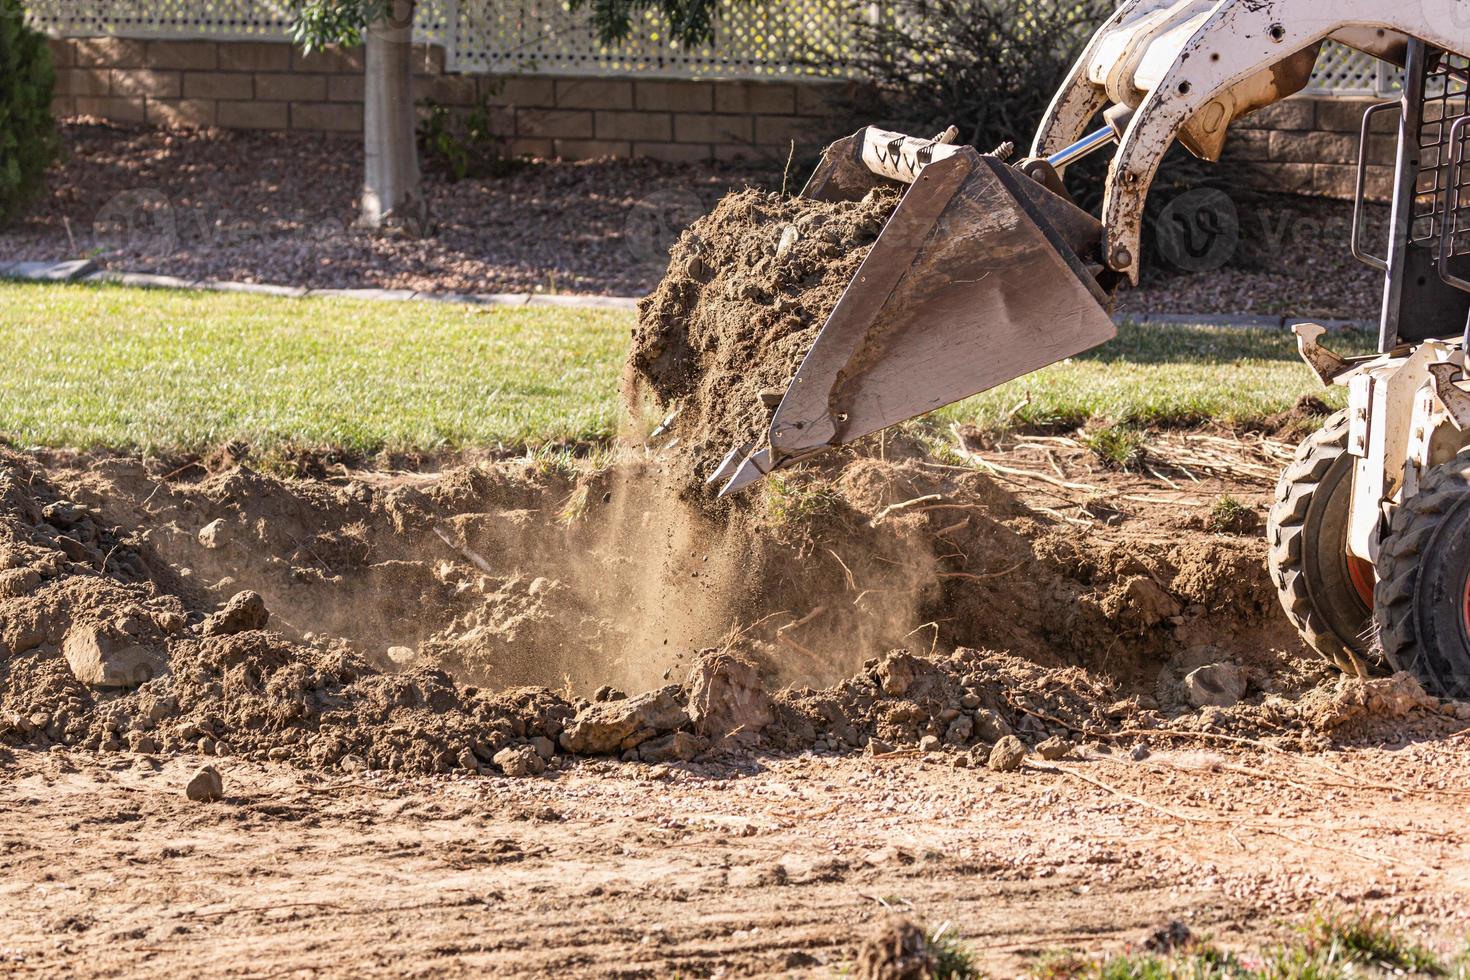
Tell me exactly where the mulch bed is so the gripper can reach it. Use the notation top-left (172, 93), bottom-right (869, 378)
top-left (2, 119), bottom-right (1384, 319)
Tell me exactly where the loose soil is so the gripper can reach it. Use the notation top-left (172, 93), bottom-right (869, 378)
top-left (630, 187), bottom-right (897, 486)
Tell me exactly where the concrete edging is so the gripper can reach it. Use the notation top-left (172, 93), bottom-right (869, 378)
top-left (0, 260), bottom-right (642, 311)
top-left (0, 258), bottom-right (1369, 327)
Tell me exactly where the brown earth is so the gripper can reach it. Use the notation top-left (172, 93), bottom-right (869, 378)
top-left (5, 431), bottom-right (1470, 976)
top-left (630, 186), bottom-right (898, 488)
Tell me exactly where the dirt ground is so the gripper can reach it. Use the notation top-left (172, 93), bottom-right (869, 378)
top-left (5, 427), bottom-right (1470, 977)
top-left (7, 729), bottom-right (1470, 978)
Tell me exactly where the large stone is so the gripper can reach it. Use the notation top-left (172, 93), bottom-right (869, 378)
top-left (63, 624), bottom-right (166, 688)
top-left (201, 590), bottom-right (270, 637)
top-left (185, 765), bottom-right (223, 802)
top-left (1184, 662), bottom-right (1248, 708)
top-left (197, 518), bottom-right (228, 550)
top-left (685, 650), bottom-right (772, 742)
top-left (558, 685), bottom-right (687, 754)
top-left (493, 744), bottom-right (547, 777)
top-left (987, 735), bottom-right (1027, 772)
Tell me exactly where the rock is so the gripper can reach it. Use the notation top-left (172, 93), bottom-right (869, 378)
top-left (1184, 662), bottom-right (1248, 708)
top-left (973, 708), bottom-right (1013, 743)
top-left (185, 765), bottom-right (223, 802)
top-left (1129, 743), bottom-right (1151, 761)
top-left (386, 646), bottom-right (416, 665)
top-left (129, 734), bottom-right (160, 755)
top-left (493, 745), bottom-right (546, 777)
top-left (530, 736), bottom-right (555, 760)
top-left (63, 624), bottom-right (165, 688)
top-left (339, 754), bottom-right (368, 773)
top-left (943, 715), bottom-right (973, 745)
top-left (559, 685), bottom-right (687, 755)
top-left (592, 685), bottom-right (625, 703)
top-left (638, 731), bottom-right (707, 763)
top-left (987, 735), bottom-right (1027, 772)
top-left (918, 735), bottom-right (942, 753)
top-left (864, 738), bottom-right (894, 757)
top-left (685, 651), bottom-right (772, 742)
top-left (202, 591), bottom-right (270, 637)
top-left (874, 651), bottom-right (929, 697)
top-left (776, 224), bottom-right (801, 257)
top-left (853, 914), bottom-right (933, 980)
top-left (456, 747), bottom-right (480, 772)
top-left (1035, 736), bottom-right (1073, 761)
top-left (197, 519), bottom-right (228, 549)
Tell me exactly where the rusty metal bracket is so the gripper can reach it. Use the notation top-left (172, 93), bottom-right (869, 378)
top-left (1293, 322), bottom-right (1352, 386)
top-left (1427, 362), bottom-right (1470, 430)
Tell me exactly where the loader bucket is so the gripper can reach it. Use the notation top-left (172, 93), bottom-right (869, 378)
top-left (712, 135), bottom-right (1119, 495)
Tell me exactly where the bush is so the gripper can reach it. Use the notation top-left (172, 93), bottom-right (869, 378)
top-left (0, 0), bottom-right (57, 223)
top-left (418, 96), bottom-right (525, 182)
top-left (837, 0), bottom-right (1111, 156)
top-left (833, 0), bottom-right (1250, 277)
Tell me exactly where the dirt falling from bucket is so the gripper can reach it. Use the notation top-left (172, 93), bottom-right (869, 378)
top-left (628, 186), bottom-right (900, 490)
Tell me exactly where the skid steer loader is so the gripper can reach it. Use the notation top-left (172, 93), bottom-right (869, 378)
top-left (706, 1), bottom-right (1470, 698)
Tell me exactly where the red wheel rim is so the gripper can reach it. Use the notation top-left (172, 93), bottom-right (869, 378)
top-left (1462, 569), bottom-right (1470, 638)
top-left (1347, 555), bottom-right (1376, 609)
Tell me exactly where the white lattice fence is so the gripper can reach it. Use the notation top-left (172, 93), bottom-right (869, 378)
top-left (1307, 41), bottom-right (1402, 96)
top-left (24, 0), bottom-right (1402, 89)
top-left (446, 0), bottom-right (855, 77)
top-left (25, 0), bottom-right (855, 79)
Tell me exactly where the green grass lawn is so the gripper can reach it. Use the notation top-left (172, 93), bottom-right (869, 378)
top-left (0, 282), bottom-right (629, 454)
top-left (0, 282), bottom-right (1373, 455)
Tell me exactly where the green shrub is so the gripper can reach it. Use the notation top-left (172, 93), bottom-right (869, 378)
top-left (836, 0), bottom-right (1111, 158)
top-left (0, 0), bottom-right (57, 223)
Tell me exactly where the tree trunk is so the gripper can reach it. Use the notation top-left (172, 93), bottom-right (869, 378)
top-left (360, 0), bottom-right (427, 234)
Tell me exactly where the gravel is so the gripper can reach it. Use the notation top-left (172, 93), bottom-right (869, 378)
top-left (2, 120), bottom-right (1385, 317)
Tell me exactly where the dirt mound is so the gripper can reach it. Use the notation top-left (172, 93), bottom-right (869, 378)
top-left (629, 187), bottom-right (898, 488)
top-left (2, 433), bottom-right (1430, 776)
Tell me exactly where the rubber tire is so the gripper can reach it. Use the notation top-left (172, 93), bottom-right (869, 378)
top-left (1267, 411), bottom-right (1377, 675)
top-left (1375, 452), bottom-right (1470, 698)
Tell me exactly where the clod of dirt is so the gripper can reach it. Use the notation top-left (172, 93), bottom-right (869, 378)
top-left (854, 914), bottom-right (934, 980)
top-left (1035, 736), bottom-right (1073, 761)
top-left (185, 765), bottom-right (223, 802)
top-left (63, 623), bottom-right (165, 688)
top-left (1184, 662), bottom-right (1247, 708)
top-left (685, 650), bottom-right (772, 743)
top-left (637, 730), bottom-right (707, 763)
top-left (987, 735), bottom-right (1027, 772)
top-left (493, 744), bottom-right (546, 777)
top-left (557, 686), bottom-right (688, 755)
top-left (630, 187), bottom-right (899, 488)
top-left (201, 591), bottom-right (270, 638)
top-left (1302, 673), bottom-right (1440, 733)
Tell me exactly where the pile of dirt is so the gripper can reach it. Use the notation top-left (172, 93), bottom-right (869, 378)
top-left (629, 187), bottom-right (899, 488)
top-left (2, 436), bottom-right (1453, 776)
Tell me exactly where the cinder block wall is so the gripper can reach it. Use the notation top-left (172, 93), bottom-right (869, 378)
top-left (46, 36), bottom-right (850, 162)
top-left (1222, 97), bottom-right (1398, 201)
